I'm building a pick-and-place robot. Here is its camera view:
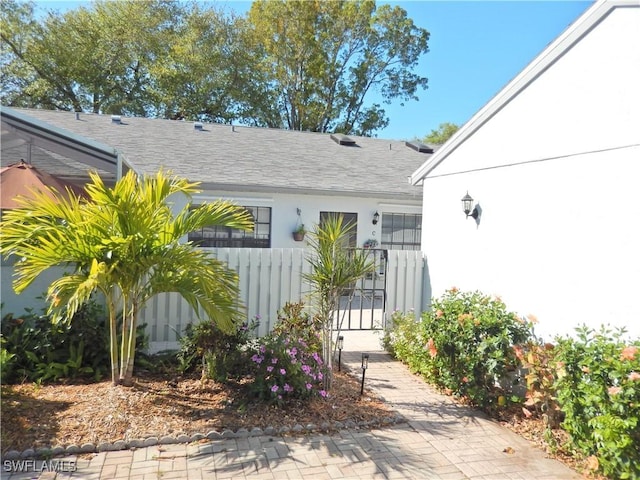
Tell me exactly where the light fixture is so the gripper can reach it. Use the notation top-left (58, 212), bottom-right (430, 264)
top-left (461, 192), bottom-right (479, 220)
top-left (337, 336), bottom-right (344, 372)
top-left (360, 353), bottom-right (370, 395)
top-left (372, 211), bottom-right (380, 225)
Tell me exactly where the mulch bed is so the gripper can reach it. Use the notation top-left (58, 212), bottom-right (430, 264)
top-left (1, 370), bottom-right (393, 454)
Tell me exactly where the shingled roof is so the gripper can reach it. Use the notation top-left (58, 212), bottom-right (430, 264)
top-left (4, 108), bottom-right (433, 200)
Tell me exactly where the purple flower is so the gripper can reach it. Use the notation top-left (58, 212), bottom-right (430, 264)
top-left (305, 383), bottom-right (312, 390)
top-left (260, 345), bottom-right (266, 354)
top-left (271, 385), bottom-right (279, 393)
top-left (284, 383), bottom-right (293, 393)
top-left (290, 347), bottom-right (298, 356)
top-left (319, 390), bottom-right (328, 398)
top-left (266, 366), bottom-right (274, 372)
top-left (317, 372), bottom-right (323, 380)
top-left (271, 358), bottom-right (278, 364)
top-left (251, 354), bottom-right (263, 364)
top-left (302, 365), bottom-right (312, 375)
top-left (280, 368), bottom-right (286, 375)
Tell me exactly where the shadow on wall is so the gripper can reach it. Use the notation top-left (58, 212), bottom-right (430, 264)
top-left (421, 254), bottom-right (432, 314)
top-left (474, 203), bottom-right (483, 227)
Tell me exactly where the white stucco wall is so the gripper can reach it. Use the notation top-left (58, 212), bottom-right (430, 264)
top-left (1, 263), bottom-right (73, 317)
top-left (194, 190), bottom-right (421, 249)
top-left (420, 4), bottom-right (640, 342)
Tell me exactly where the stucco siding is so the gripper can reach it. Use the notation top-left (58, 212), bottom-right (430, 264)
top-left (430, 5), bottom-right (640, 178)
top-left (195, 189), bottom-right (421, 249)
top-left (418, 2), bottom-right (640, 341)
top-left (421, 145), bottom-right (640, 341)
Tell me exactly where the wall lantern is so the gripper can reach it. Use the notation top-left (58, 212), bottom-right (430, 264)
top-left (360, 353), bottom-right (370, 395)
top-left (461, 192), bottom-right (479, 220)
top-left (337, 336), bottom-right (344, 372)
top-left (372, 211), bottom-right (380, 225)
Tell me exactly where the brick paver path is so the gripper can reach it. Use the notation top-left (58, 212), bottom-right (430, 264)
top-left (5, 331), bottom-right (583, 479)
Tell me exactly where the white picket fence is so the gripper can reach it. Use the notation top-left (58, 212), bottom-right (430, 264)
top-left (142, 248), bottom-right (428, 353)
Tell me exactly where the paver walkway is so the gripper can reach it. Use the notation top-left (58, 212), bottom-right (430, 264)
top-left (4, 331), bottom-right (583, 480)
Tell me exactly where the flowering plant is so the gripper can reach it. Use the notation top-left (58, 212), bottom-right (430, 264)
top-left (553, 326), bottom-right (640, 478)
top-left (363, 239), bottom-right (378, 248)
top-left (249, 333), bottom-right (327, 405)
top-left (383, 289), bottom-right (534, 407)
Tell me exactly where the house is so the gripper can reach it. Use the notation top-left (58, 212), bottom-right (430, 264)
top-left (1, 107), bottom-right (431, 345)
top-left (410, 0), bottom-right (640, 341)
top-left (2, 107), bottom-right (428, 250)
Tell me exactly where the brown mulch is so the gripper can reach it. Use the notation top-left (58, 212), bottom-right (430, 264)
top-left (1, 370), bottom-right (393, 454)
top-left (1, 370), bottom-right (603, 478)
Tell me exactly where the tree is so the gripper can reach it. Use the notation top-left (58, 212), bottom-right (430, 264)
top-left (247, 0), bottom-right (429, 135)
top-left (149, 5), bottom-right (264, 123)
top-left (1, 0), bottom-right (179, 114)
top-left (2, 0), bottom-right (430, 136)
top-left (423, 122), bottom-right (460, 145)
top-left (0, 170), bottom-right (254, 386)
top-left (304, 215), bottom-right (375, 390)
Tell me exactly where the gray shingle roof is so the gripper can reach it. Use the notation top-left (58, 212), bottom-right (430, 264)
top-left (8, 108), bottom-right (432, 200)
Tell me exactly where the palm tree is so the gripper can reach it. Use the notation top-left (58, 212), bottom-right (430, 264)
top-left (304, 214), bottom-right (375, 390)
top-left (0, 169), bottom-right (254, 386)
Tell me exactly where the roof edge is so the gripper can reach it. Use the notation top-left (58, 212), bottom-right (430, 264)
top-left (1, 106), bottom-right (120, 163)
top-left (410, 0), bottom-right (635, 184)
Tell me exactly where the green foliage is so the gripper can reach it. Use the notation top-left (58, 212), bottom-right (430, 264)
top-left (553, 326), bottom-right (640, 479)
top-left (2, 0), bottom-right (428, 136)
top-left (247, 334), bottom-right (327, 406)
top-left (0, 336), bottom-right (16, 382)
top-left (518, 341), bottom-right (563, 435)
top-left (271, 302), bottom-right (322, 353)
top-left (248, 0), bottom-right (429, 135)
top-left (0, 299), bottom-right (146, 384)
top-left (178, 317), bottom-right (257, 382)
top-left (384, 289), bottom-right (534, 407)
top-left (304, 214), bottom-right (375, 390)
top-left (422, 122), bottom-right (460, 145)
top-left (0, 169), bottom-right (253, 385)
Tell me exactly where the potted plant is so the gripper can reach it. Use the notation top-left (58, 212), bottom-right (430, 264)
top-left (292, 224), bottom-right (306, 241)
top-left (363, 239), bottom-right (379, 249)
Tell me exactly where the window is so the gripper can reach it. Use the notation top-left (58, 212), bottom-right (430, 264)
top-left (380, 213), bottom-right (421, 250)
top-left (320, 211), bottom-right (357, 247)
top-left (189, 206), bottom-right (271, 248)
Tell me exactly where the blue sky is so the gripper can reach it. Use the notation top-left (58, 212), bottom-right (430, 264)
top-left (38, 1), bottom-right (594, 141)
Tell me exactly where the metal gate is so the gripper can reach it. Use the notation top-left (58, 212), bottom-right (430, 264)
top-left (334, 248), bottom-right (387, 330)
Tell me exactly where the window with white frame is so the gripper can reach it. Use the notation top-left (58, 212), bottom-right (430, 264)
top-left (380, 213), bottom-right (421, 250)
top-left (188, 206), bottom-right (271, 248)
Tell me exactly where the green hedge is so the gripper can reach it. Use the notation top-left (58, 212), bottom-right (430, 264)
top-left (383, 289), bottom-right (533, 407)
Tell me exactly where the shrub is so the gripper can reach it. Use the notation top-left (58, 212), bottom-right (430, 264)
top-left (1, 299), bottom-right (148, 384)
top-left (553, 326), bottom-right (640, 479)
top-left (0, 336), bottom-right (15, 381)
top-left (271, 302), bottom-right (322, 352)
top-left (518, 340), bottom-right (563, 449)
top-left (247, 333), bottom-right (327, 405)
top-left (177, 317), bottom-right (257, 382)
top-left (384, 289), bottom-right (534, 407)
top-left (1, 300), bottom-right (106, 383)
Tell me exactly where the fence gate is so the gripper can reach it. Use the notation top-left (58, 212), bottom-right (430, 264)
top-left (334, 248), bottom-right (387, 331)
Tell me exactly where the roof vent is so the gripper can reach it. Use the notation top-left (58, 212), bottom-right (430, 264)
top-left (405, 141), bottom-right (433, 154)
top-left (194, 122), bottom-right (204, 131)
top-left (111, 115), bottom-right (122, 124)
top-left (330, 133), bottom-right (356, 146)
